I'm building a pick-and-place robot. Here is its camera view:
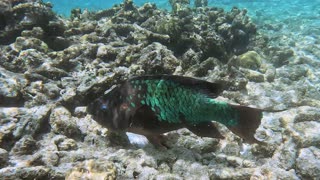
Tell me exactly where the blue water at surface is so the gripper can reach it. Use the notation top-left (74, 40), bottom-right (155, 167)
top-left (43, 0), bottom-right (320, 19)
top-left (43, 0), bottom-right (171, 16)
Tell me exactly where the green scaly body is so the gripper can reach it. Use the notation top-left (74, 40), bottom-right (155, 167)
top-left (127, 79), bottom-right (239, 126)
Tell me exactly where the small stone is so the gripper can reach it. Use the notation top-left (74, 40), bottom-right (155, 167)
top-left (158, 163), bottom-right (171, 173)
top-left (209, 167), bottom-right (255, 180)
top-left (244, 69), bottom-right (265, 82)
top-left (60, 87), bottom-right (76, 102)
top-left (65, 159), bottom-right (117, 180)
top-left (237, 51), bottom-right (262, 70)
top-left (74, 106), bottom-right (87, 118)
top-left (0, 166), bottom-right (50, 179)
top-left (57, 138), bottom-right (78, 151)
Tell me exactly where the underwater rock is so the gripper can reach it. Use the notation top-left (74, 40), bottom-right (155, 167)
top-left (293, 108), bottom-right (320, 123)
top-left (0, 166), bottom-right (51, 179)
top-left (236, 51), bottom-right (262, 70)
top-left (0, 48), bottom-right (49, 73)
top-left (266, 47), bottom-right (294, 67)
top-left (169, 0), bottom-right (190, 14)
top-left (276, 64), bottom-right (309, 81)
top-left (292, 121), bottom-right (320, 147)
top-left (296, 146), bottom-right (320, 179)
top-left (180, 48), bottom-right (201, 69)
top-left (271, 139), bottom-right (297, 170)
top-left (170, 130), bottom-right (220, 154)
top-left (0, 1), bottom-right (59, 45)
top-left (22, 80), bottom-right (62, 107)
top-left (39, 151), bottom-right (60, 167)
top-left (172, 160), bottom-right (209, 179)
top-left (0, 0), bottom-right (12, 14)
top-left (0, 106), bottom-right (51, 150)
top-left (243, 69), bottom-right (265, 82)
top-left (185, 57), bottom-right (221, 77)
top-left (148, 4), bottom-right (256, 61)
top-left (96, 44), bottom-right (119, 61)
top-left (0, 66), bottom-right (27, 106)
top-left (65, 159), bottom-right (117, 180)
top-left (10, 135), bottom-right (37, 155)
top-left (49, 106), bottom-right (82, 140)
top-left (0, 148), bottom-right (8, 168)
top-left (155, 173), bottom-right (183, 180)
top-left (53, 45), bottom-right (85, 69)
top-left (53, 135), bottom-right (78, 151)
top-left (262, 64), bottom-right (276, 82)
top-left (252, 165), bottom-right (299, 180)
top-left (136, 42), bottom-right (180, 74)
top-left (209, 167), bottom-right (255, 180)
top-left (21, 26), bottom-right (44, 39)
top-left (13, 106), bottom-right (52, 139)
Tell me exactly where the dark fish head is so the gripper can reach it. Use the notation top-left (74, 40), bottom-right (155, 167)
top-left (87, 86), bottom-right (126, 131)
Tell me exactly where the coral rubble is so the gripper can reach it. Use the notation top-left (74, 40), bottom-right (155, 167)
top-left (0, 0), bottom-right (319, 179)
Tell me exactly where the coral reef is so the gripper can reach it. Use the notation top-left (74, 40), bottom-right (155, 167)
top-left (0, 0), bottom-right (319, 179)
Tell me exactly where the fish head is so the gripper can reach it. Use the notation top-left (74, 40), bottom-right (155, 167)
top-left (87, 86), bottom-right (126, 131)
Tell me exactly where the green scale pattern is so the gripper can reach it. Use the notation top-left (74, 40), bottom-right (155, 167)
top-left (129, 79), bottom-right (239, 126)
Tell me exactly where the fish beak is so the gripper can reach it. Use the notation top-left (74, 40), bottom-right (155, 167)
top-left (86, 102), bottom-right (95, 116)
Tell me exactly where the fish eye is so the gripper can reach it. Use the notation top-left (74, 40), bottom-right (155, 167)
top-left (100, 104), bottom-right (108, 111)
top-left (98, 99), bottom-right (109, 111)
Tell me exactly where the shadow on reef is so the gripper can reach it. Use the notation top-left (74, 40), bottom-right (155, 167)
top-left (105, 130), bottom-right (223, 163)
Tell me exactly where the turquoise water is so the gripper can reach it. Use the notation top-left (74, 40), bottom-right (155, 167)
top-left (44, 0), bottom-right (320, 22)
top-left (43, 0), bottom-right (170, 16)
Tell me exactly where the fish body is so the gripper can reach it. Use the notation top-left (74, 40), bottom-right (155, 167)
top-left (87, 75), bottom-right (264, 147)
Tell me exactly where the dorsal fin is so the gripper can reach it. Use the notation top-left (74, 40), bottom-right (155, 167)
top-left (128, 75), bottom-right (224, 98)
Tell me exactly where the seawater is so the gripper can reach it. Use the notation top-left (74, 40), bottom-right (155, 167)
top-left (43, 0), bottom-right (171, 17)
top-left (43, 0), bottom-right (320, 21)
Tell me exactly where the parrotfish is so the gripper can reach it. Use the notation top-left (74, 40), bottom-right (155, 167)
top-left (87, 75), bottom-right (265, 148)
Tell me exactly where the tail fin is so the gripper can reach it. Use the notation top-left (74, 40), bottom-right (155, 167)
top-left (227, 104), bottom-right (265, 145)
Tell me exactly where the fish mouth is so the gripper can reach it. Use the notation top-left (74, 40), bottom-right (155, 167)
top-left (86, 102), bottom-right (95, 115)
